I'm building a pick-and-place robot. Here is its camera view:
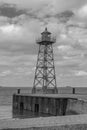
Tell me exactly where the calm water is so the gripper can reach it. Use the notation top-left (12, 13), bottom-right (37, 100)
top-left (0, 87), bottom-right (87, 119)
top-left (0, 87), bottom-right (32, 119)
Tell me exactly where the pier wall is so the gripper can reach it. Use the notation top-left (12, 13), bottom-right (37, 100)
top-left (66, 99), bottom-right (87, 115)
top-left (13, 94), bottom-right (67, 116)
top-left (13, 94), bottom-right (87, 116)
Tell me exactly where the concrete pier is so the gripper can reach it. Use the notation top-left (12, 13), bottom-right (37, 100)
top-left (13, 94), bottom-right (87, 116)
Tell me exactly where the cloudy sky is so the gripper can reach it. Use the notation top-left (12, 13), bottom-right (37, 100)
top-left (0, 0), bottom-right (87, 87)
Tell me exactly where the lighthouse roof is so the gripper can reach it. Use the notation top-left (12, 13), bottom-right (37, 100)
top-left (41, 27), bottom-right (51, 35)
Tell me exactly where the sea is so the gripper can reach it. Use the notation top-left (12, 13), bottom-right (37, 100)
top-left (0, 86), bottom-right (87, 120)
top-left (0, 87), bottom-right (32, 119)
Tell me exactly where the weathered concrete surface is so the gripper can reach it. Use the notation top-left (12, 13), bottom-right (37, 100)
top-left (13, 94), bottom-right (87, 116)
top-left (13, 93), bottom-right (87, 100)
top-left (13, 94), bottom-right (68, 116)
top-left (66, 99), bottom-right (87, 115)
top-left (1, 114), bottom-right (87, 130)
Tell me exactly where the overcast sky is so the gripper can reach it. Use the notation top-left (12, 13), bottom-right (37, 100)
top-left (0, 0), bottom-right (87, 87)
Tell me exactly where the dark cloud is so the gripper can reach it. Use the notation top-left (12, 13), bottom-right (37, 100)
top-left (0, 2), bottom-right (75, 25)
top-left (55, 10), bottom-right (74, 23)
top-left (0, 3), bottom-right (27, 18)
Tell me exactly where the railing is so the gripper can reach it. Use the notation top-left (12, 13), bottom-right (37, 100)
top-left (36, 37), bottom-right (56, 43)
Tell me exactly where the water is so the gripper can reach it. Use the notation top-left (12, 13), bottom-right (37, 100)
top-left (0, 87), bottom-right (87, 119)
top-left (0, 106), bottom-right (12, 119)
top-left (0, 87), bottom-right (32, 119)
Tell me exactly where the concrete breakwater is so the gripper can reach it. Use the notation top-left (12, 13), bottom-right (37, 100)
top-left (13, 94), bottom-right (87, 116)
top-left (2, 94), bottom-right (86, 130)
top-left (1, 114), bottom-right (87, 130)
top-left (66, 99), bottom-right (87, 115)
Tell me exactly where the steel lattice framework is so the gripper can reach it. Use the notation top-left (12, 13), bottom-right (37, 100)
top-left (32, 28), bottom-right (58, 94)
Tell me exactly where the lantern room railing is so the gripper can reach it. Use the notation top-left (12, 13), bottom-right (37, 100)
top-left (36, 36), bottom-right (56, 44)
